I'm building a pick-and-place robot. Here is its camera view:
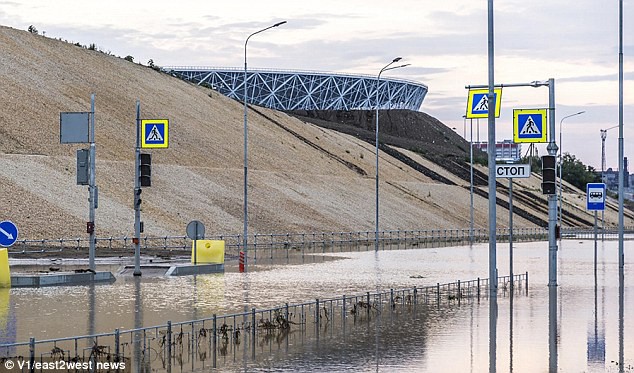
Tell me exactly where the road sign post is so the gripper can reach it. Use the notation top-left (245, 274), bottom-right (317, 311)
top-left (187, 221), bottom-right (206, 265)
top-left (134, 101), bottom-right (142, 276)
top-left (133, 114), bottom-right (170, 275)
top-left (60, 95), bottom-right (97, 271)
top-left (467, 79), bottom-right (557, 287)
top-left (495, 162), bottom-right (531, 290)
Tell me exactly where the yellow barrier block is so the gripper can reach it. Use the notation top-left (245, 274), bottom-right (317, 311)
top-left (192, 240), bottom-right (225, 264)
top-left (0, 249), bottom-right (10, 288)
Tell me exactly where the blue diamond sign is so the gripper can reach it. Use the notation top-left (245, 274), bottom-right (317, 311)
top-left (466, 88), bottom-right (502, 119)
top-left (141, 119), bottom-right (169, 149)
top-left (0, 220), bottom-right (18, 247)
top-left (513, 108), bottom-right (547, 143)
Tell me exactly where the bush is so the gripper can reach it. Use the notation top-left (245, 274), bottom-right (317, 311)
top-left (27, 25), bottom-right (38, 35)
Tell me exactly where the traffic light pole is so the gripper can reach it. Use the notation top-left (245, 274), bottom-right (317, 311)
top-left (546, 79), bottom-right (558, 287)
top-left (133, 100), bottom-right (142, 276)
top-left (88, 94), bottom-right (96, 272)
top-left (466, 79), bottom-right (558, 286)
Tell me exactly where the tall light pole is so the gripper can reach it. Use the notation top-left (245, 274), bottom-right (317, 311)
top-left (558, 110), bottom-right (585, 230)
top-left (243, 20), bottom-right (286, 272)
top-left (618, 0), bottom-right (625, 270)
top-left (600, 125), bottom-right (618, 239)
top-left (375, 57), bottom-right (409, 252)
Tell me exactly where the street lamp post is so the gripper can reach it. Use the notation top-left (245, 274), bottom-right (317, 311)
top-left (375, 57), bottom-right (409, 252)
top-left (600, 125), bottom-right (618, 240)
top-left (243, 21), bottom-right (286, 272)
top-left (558, 111), bottom-right (585, 231)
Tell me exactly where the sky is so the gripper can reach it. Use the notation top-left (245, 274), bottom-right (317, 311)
top-left (1, 0), bottom-right (632, 170)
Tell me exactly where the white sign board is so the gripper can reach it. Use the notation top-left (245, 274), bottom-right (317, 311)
top-left (495, 164), bottom-right (531, 178)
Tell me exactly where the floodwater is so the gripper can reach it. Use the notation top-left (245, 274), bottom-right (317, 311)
top-left (1, 238), bottom-right (634, 372)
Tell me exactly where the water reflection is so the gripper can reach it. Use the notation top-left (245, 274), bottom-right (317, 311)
top-left (2, 240), bottom-right (634, 371)
top-left (0, 288), bottom-right (15, 354)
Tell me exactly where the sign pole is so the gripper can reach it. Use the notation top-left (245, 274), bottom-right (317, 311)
top-left (134, 100), bottom-right (142, 276)
top-left (509, 177), bottom-right (514, 288)
top-left (487, 0), bottom-right (497, 298)
top-left (470, 118), bottom-right (474, 244)
top-left (88, 94), bottom-right (96, 272)
top-left (547, 79), bottom-right (558, 287)
top-left (194, 225), bottom-right (198, 265)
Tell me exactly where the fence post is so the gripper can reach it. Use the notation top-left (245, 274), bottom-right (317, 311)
top-left (167, 321), bottom-right (172, 365)
top-left (390, 288), bottom-right (394, 308)
top-left (315, 299), bottom-right (320, 325)
top-left (366, 292), bottom-right (371, 314)
top-left (29, 337), bottom-right (35, 373)
top-left (114, 328), bottom-right (120, 362)
top-left (436, 283), bottom-right (441, 304)
top-left (251, 308), bottom-right (256, 339)
top-left (458, 280), bottom-right (461, 305)
top-left (413, 286), bottom-right (418, 304)
top-left (212, 314), bottom-right (217, 368)
top-left (342, 295), bottom-right (346, 318)
top-left (477, 277), bottom-right (481, 300)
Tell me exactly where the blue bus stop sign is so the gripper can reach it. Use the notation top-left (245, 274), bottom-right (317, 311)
top-left (586, 183), bottom-right (606, 211)
top-left (0, 220), bottom-right (18, 247)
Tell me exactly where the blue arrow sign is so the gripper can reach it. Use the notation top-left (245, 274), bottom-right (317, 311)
top-left (586, 183), bottom-right (606, 211)
top-left (0, 220), bottom-right (18, 247)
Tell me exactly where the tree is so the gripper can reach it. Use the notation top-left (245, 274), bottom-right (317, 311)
top-left (124, 55), bottom-right (134, 63)
top-left (561, 153), bottom-right (600, 190)
top-left (27, 25), bottom-right (38, 35)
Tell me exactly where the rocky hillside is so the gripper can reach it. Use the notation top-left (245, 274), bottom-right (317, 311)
top-left (0, 25), bottom-right (630, 241)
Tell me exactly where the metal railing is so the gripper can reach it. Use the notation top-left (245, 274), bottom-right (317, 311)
top-left (0, 273), bottom-right (528, 371)
top-left (8, 226), bottom-right (633, 259)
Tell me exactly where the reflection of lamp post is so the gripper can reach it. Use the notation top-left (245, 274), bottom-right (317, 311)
top-left (558, 110), bottom-right (585, 230)
top-left (375, 57), bottom-right (409, 252)
top-left (243, 21), bottom-right (286, 271)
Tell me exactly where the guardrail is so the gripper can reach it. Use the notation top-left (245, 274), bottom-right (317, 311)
top-left (0, 273), bottom-right (528, 371)
top-left (7, 227), bottom-right (633, 259)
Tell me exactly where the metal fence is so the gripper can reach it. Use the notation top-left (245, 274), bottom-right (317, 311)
top-left (8, 226), bottom-right (633, 259)
top-left (0, 273), bottom-right (527, 371)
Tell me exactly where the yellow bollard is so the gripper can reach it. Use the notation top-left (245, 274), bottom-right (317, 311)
top-left (0, 249), bottom-right (10, 288)
top-left (191, 240), bottom-right (225, 264)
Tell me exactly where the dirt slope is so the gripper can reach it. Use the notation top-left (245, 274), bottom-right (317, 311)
top-left (0, 25), bottom-right (630, 241)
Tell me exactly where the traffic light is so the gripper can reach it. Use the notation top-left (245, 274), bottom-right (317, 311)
top-left (541, 155), bottom-right (556, 195)
top-left (139, 153), bottom-right (151, 187)
top-left (76, 149), bottom-right (89, 185)
top-left (134, 188), bottom-right (142, 207)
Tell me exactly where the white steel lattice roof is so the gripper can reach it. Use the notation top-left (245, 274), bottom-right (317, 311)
top-left (165, 67), bottom-right (427, 111)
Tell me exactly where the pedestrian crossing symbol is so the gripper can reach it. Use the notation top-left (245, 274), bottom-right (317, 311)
top-left (513, 109), bottom-right (547, 143)
top-left (466, 88), bottom-right (502, 119)
top-left (141, 119), bottom-right (169, 148)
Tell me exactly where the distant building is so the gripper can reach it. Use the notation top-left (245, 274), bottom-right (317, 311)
top-left (602, 157), bottom-right (630, 190)
top-left (474, 140), bottom-right (522, 162)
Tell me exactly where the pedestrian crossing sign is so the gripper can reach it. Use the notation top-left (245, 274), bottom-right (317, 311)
top-left (513, 109), bottom-right (547, 143)
top-left (466, 88), bottom-right (502, 119)
top-left (141, 119), bottom-right (169, 148)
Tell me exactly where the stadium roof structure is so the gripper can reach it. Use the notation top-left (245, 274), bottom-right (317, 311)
top-left (165, 67), bottom-right (427, 111)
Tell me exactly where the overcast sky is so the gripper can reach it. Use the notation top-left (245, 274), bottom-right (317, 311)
top-left (1, 0), bottom-right (632, 170)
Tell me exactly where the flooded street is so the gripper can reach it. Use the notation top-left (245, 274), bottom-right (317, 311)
top-left (1, 239), bottom-right (633, 372)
